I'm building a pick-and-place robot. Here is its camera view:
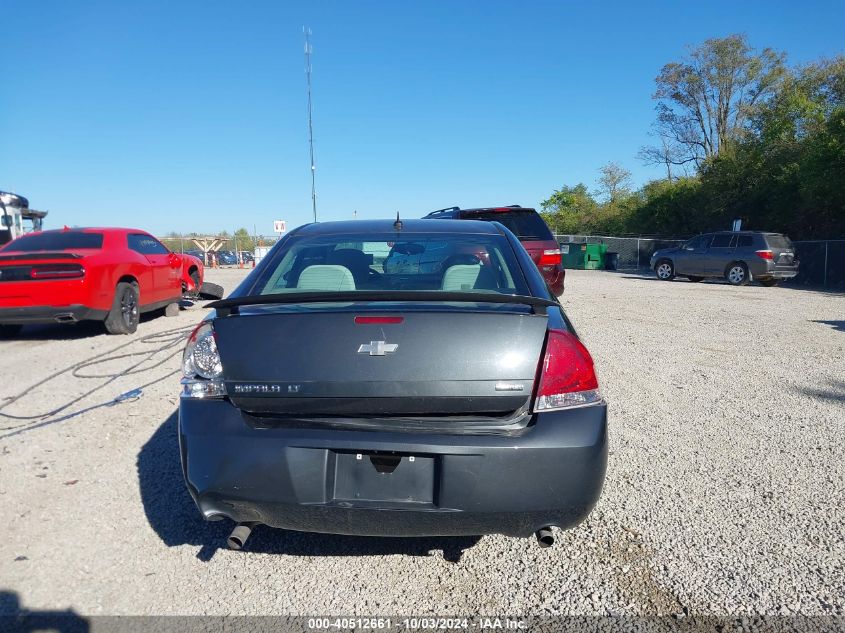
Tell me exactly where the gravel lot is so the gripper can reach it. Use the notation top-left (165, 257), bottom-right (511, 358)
top-left (1, 268), bottom-right (843, 617)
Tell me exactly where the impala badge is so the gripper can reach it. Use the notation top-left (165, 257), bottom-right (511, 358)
top-left (358, 341), bottom-right (398, 356)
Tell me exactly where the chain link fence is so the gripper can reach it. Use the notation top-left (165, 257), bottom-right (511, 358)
top-left (555, 234), bottom-right (845, 289)
top-left (151, 232), bottom-right (845, 289)
top-left (790, 240), bottom-right (845, 289)
top-left (157, 234), bottom-right (283, 266)
top-left (555, 235), bottom-right (686, 271)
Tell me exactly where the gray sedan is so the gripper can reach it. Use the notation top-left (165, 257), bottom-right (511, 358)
top-left (178, 219), bottom-right (607, 551)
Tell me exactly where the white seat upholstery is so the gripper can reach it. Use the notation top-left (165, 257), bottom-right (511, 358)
top-left (441, 264), bottom-right (482, 291)
top-left (297, 265), bottom-right (356, 291)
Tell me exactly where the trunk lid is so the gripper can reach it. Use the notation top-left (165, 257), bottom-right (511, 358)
top-left (764, 234), bottom-right (798, 269)
top-left (214, 305), bottom-right (548, 417)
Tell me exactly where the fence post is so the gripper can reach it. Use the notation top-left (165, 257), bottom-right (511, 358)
top-left (636, 239), bottom-right (641, 270)
top-left (824, 241), bottom-right (829, 288)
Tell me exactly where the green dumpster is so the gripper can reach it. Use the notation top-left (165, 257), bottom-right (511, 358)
top-left (584, 243), bottom-right (607, 270)
top-left (560, 242), bottom-right (607, 269)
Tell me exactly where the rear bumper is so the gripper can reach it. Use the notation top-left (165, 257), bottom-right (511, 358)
top-left (0, 304), bottom-right (108, 324)
top-left (760, 269), bottom-right (798, 280)
top-left (178, 398), bottom-right (608, 538)
top-left (750, 259), bottom-right (799, 279)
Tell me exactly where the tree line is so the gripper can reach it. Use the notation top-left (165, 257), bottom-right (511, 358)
top-left (540, 35), bottom-right (845, 240)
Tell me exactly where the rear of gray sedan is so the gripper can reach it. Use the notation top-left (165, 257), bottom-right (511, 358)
top-left (178, 220), bottom-right (607, 549)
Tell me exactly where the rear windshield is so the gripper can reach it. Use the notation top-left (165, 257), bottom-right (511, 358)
top-left (464, 210), bottom-right (554, 240)
top-left (249, 232), bottom-right (529, 296)
top-left (765, 234), bottom-right (794, 249)
top-left (1, 231), bottom-right (103, 251)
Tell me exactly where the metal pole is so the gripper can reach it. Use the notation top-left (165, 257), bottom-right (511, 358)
top-left (824, 241), bottom-right (829, 288)
top-left (304, 27), bottom-right (317, 223)
top-left (636, 238), bottom-right (641, 271)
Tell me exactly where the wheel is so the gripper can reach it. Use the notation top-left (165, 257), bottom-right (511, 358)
top-left (725, 262), bottom-right (749, 286)
top-left (687, 276), bottom-right (704, 282)
top-left (0, 324), bottom-right (23, 338)
top-left (104, 282), bottom-right (140, 334)
top-left (655, 260), bottom-right (675, 281)
top-left (759, 278), bottom-right (780, 287)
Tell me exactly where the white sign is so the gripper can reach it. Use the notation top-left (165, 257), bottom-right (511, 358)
top-left (273, 220), bottom-right (287, 233)
top-left (560, 244), bottom-right (570, 254)
top-left (732, 219), bottom-right (742, 231)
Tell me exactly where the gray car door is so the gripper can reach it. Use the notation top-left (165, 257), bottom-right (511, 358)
top-left (675, 234), bottom-right (713, 275)
top-left (706, 233), bottom-right (737, 276)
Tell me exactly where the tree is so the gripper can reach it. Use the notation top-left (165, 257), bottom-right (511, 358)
top-left (646, 34), bottom-right (786, 169)
top-left (539, 184), bottom-right (599, 234)
top-left (597, 162), bottom-right (632, 202)
top-left (232, 227), bottom-right (255, 253)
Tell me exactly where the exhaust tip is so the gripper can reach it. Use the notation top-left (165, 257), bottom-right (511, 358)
top-left (535, 527), bottom-right (554, 548)
top-left (227, 522), bottom-right (256, 551)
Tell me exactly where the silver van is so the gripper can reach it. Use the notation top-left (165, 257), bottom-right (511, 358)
top-left (650, 231), bottom-right (799, 286)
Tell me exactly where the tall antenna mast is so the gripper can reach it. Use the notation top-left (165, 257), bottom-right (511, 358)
top-left (304, 27), bottom-right (317, 222)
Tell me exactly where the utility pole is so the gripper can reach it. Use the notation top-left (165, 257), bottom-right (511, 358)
top-left (304, 27), bottom-right (317, 222)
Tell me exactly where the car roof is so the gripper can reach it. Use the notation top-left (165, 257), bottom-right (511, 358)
top-left (708, 230), bottom-right (784, 235)
top-left (295, 219), bottom-right (503, 236)
top-left (20, 227), bottom-right (149, 236)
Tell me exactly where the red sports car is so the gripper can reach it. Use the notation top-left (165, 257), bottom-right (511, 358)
top-left (0, 227), bottom-right (203, 335)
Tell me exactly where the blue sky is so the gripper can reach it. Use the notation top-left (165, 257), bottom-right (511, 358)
top-left (2, 1), bottom-right (843, 235)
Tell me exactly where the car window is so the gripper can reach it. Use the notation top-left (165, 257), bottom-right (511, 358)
top-left (736, 235), bottom-right (753, 248)
top-left (765, 234), bottom-right (794, 249)
top-left (1, 231), bottom-right (103, 251)
top-left (684, 235), bottom-right (712, 250)
top-left (464, 210), bottom-right (554, 240)
top-left (251, 232), bottom-right (529, 296)
top-left (128, 233), bottom-right (170, 255)
top-left (711, 234), bottom-right (735, 248)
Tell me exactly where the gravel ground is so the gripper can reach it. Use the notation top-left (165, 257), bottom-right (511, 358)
top-left (0, 268), bottom-right (843, 616)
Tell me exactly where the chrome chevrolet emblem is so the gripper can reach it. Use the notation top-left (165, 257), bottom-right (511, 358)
top-left (357, 340), bottom-right (398, 356)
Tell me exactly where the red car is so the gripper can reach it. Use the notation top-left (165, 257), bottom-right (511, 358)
top-left (0, 227), bottom-right (203, 335)
top-left (423, 206), bottom-right (565, 295)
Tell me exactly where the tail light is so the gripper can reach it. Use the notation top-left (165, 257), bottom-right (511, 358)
top-left (181, 322), bottom-right (226, 398)
top-left (538, 249), bottom-right (562, 266)
top-left (755, 250), bottom-right (774, 260)
top-left (29, 264), bottom-right (85, 279)
top-left (534, 329), bottom-right (601, 412)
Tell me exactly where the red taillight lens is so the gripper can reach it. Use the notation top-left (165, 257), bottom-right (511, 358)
top-left (534, 329), bottom-right (601, 412)
top-left (354, 316), bottom-right (404, 324)
top-left (29, 264), bottom-right (85, 279)
top-left (538, 249), bottom-right (562, 266)
top-left (755, 250), bottom-right (774, 260)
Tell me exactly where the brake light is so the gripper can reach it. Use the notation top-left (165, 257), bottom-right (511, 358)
top-left (538, 249), bottom-right (561, 266)
top-left (534, 329), bottom-right (601, 412)
top-left (182, 322), bottom-right (226, 398)
top-left (755, 250), bottom-right (774, 260)
top-left (354, 316), bottom-right (404, 324)
top-left (29, 264), bottom-right (85, 279)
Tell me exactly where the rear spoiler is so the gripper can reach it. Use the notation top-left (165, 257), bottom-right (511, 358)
top-left (0, 252), bottom-right (83, 262)
top-left (208, 291), bottom-right (558, 317)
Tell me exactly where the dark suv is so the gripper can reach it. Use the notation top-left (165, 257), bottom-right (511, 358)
top-left (650, 231), bottom-right (799, 286)
top-left (423, 206), bottom-right (564, 295)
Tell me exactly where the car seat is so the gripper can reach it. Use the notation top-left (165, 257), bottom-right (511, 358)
top-left (296, 265), bottom-right (356, 291)
top-left (326, 249), bottom-right (373, 287)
